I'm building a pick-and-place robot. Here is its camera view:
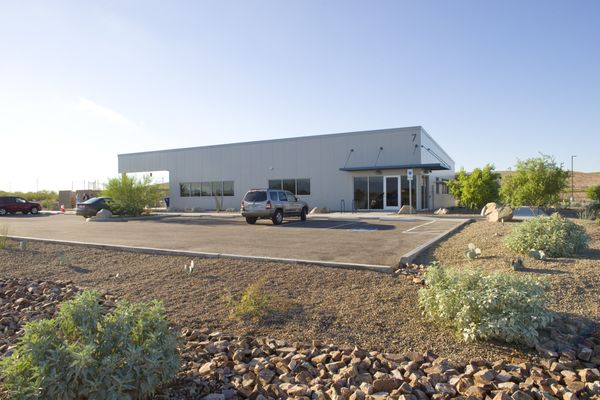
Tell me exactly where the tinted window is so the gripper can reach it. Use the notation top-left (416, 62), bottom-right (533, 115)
top-left (180, 183), bottom-right (190, 197)
top-left (223, 181), bottom-right (234, 196)
top-left (244, 191), bottom-right (267, 202)
top-left (201, 182), bottom-right (212, 196)
top-left (279, 191), bottom-right (288, 201)
top-left (268, 180), bottom-right (282, 190)
top-left (212, 181), bottom-right (223, 196)
top-left (296, 179), bottom-right (310, 195)
top-left (282, 179), bottom-right (295, 193)
top-left (269, 191), bottom-right (278, 201)
top-left (16, 198), bottom-right (27, 203)
top-left (286, 192), bottom-right (297, 202)
top-left (190, 183), bottom-right (201, 197)
top-left (353, 177), bottom-right (368, 209)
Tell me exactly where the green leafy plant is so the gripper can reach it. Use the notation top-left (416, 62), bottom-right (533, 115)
top-left (447, 164), bottom-right (500, 210)
top-left (0, 224), bottom-right (8, 250)
top-left (465, 243), bottom-right (482, 259)
top-left (418, 265), bottom-right (553, 346)
top-left (504, 213), bottom-right (590, 257)
top-left (586, 185), bottom-right (600, 203)
top-left (0, 290), bottom-right (180, 399)
top-left (577, 207), bottom-right (597, 221)
top-left (500, 155), bottom-right (568, 208)
top-left (229, 281), bottom-right (271, 320)
top-left (102, 173), bottom-right (163, 216)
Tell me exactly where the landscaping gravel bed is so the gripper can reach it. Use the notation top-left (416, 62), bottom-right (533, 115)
top-left (0, 240), bottom-right (527, 364)
top-left (1, 278), bottom-right (599, 400)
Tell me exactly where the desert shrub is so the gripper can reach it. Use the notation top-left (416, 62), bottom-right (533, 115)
top-left (501, 155), bottom-right (568, 208)
top-left (447, 164), bottom-right (500, 210)
top-left (103, 173), bottom-right (162, 216)
top-left (230, 281), bottom-right (271, 320)
top-left (586, 185), bottom-right (600, 203)
top-left (0, 290), bottom-right (180, 399)
top-left (418, 265), bottom-right (553, 346)
top-left (504, 213), bottom-right (590, 257)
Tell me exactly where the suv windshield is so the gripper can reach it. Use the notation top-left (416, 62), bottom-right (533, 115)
top-left (244, 191), bottom-right (267, 202)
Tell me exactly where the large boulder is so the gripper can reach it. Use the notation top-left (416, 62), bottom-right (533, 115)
top-left (397, 205), bottom-right (416, 215)
top-left (487, 206), bottom-right (513, 222)
top-left (481, 202), bottom-right (498, 216)
top-left (434, 208), bottom-right (448, 215)
top-left (309, 207), bottom-right (329, 214)
top-left (96, 208), bottom-right (113, 221)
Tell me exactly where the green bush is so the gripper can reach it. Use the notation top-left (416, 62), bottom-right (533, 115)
top-left (103, 173), bottom-right (163, 216)
top-left (447, 164), bottom-right (501, 210)
top-left (586, 185), bottom-right (600, 202)
top-left (418, 265), bottom-right (553, 346)
top-left (229, 281), bottom-right (271, 320)
top-left (0, 291), bottom-right (180, 399)
top-left (504, 213), bottom-right (590, 257)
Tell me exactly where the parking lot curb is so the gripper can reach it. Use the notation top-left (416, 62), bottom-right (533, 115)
top-left (398, 218), bottom-right (473, 265)
top-left (7, 235), bottom-right (395, 274)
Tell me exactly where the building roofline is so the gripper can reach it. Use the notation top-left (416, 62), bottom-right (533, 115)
top-left (118, 126), bottom-right (423, 157)
top-left (339, 163), bottom-right (450, 172)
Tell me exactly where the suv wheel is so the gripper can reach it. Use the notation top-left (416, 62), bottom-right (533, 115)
top-left (30, 207), bottom-right (39, 215)
top-left (0, 208), bottom-right (6, 216)
top-left (300, 207), bottom-right (307, 221)
top-left (272, 209), bottom-right (283, 225)
top-left (246, 217), bottom-right (257, 224)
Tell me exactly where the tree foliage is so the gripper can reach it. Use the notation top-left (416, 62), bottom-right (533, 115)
top-left (587, 185), bottom-right (600, 203)
top-left (102, 173), bottom-right (162, 216)
top-left (500, 155), bottom-right (568, 207)
top-left (447, 164), bottom-right (500, 210)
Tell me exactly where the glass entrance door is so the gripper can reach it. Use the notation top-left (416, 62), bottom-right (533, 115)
top-left (384, 176), bottom-right (399, 210)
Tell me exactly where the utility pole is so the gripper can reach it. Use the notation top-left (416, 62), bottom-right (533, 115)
top-left (571, 155), bottom-right (576, 204)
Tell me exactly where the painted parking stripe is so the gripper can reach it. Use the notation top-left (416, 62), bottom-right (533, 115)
top-left (402, 220), bottom-right (436, 233)
top-left (326, 221), bottom-right (360, 230)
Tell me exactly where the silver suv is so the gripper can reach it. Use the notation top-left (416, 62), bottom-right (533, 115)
top-left (241, 189), bottom-right (309, 225)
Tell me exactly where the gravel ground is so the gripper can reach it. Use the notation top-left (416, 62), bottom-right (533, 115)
top-left (0, 239), bottom-right (527, 365)
top-left (417, 219), bottom-right (600, 328)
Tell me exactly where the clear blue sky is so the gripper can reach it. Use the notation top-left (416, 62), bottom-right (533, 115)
top-left (1, 0), bottom-right (599, 192)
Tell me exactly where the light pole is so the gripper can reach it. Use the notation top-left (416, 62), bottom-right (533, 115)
top-left (571, 155), bottom-right (576, 204)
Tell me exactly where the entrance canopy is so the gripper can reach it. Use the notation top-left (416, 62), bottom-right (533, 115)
top-left (339, 163), bottom-right (450, 172)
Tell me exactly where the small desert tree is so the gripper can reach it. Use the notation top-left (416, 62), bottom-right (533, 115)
top-left (103, 173), bottom-right (162, 216)
top-left (447, 164), bottom-right (500, 210)
top-left (586, 185), bottom-right (600, 203)
top-left (501, 155), bottom-right (568, 208)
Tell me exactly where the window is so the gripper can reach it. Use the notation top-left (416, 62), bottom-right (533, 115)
top-left (353, 177), bottom-right (368, 209)
top-left (223, 181), bottom-right (234, 196)
top-left (181, 181), bottom-right (234, 197)
top-left (212, 181), bottom-right (223, 196)
top-left (282, 179), bottom-right (295, 193)
top-left (296, 179), bottom-right (310, 195)
top-left (201, 182), bottom-right (212, 196)
top-left (279, 191), bottom-right (288, 201)
top-left (244, 191), bottom-right (267, 202)
top-left (190, 183), bottom-right (202, 197)
top-left (286, 192), bottom-right (298, 202)
top-left (269, 191), bottom-right (278, 201)
top-left (368, 176), bottom-right (383, 210)
top-left (268, 180), bottom-right (282, 190)
top-left (267, 178), bottom-right (311, 195)
top-left (180, 183), bottom-right (191, 197)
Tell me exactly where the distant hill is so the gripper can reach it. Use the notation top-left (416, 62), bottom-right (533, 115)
top-left (498, 171), bottom-right (600, 204)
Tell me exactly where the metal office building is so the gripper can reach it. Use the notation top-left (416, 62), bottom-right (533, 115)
top-left (118, 126), bottom-right (455, 212)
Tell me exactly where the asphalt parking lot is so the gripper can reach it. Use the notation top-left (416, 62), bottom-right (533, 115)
top-left (1, 214), bottom-right (467, 268)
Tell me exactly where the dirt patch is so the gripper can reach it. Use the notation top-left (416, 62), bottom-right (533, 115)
top-left (417, 219), bottom-right (600, 329)
top-left (0, 239), bottom-right (527, 365)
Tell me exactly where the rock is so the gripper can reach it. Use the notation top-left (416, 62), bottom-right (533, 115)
top-left (397, 205), bottom-right (416, 215)
top-left (435, 383), bottom-right (456, 396)
top-left (511, 390), bottom-right (534, 400)
top-left (309, 207), bottom-right (329, 214)
top-left (577, 347), bottom-right (593, 362)
top-left (494, 391), bottom-right (513, 400)
top-left (482, 202), bottom-right (498, 216)
top-left (434, 208), bottom-right (448, 215)
top-left (373, 377), bottom-right (401, 393)
top-left (95, 208), bottom-right (112, 220)
top-left (487, 205), bottom-right (513, 222)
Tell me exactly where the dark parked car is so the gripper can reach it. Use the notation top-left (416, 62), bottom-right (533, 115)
top-left (75, 197), bottom-right (112, 218)
top-left (0, 196), bottom-right (42, 216)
